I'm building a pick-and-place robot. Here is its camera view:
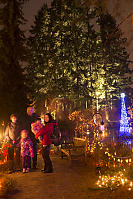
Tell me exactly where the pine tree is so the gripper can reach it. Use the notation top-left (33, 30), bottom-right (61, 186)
top-left (28, 0), bottom-right (97, 108)
top-left (27, 0), bottom-right (132, 110)
top-left (27, 4), bottom-right (52, 100)
top-left (95, 13), bottom-right (132, 108)
top-left (0, 0), bottom-right (29, 121)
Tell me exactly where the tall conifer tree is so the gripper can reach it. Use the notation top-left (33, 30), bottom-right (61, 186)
top-left (28, 0), bottom-right (97, 108)
top-left (0, 0), bottom-right (28, 121)
top-left (27, 0), bottom-right (132, 109)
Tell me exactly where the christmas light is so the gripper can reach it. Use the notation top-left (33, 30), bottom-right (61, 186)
top-left (96, 171), bottom-right (133, 191)
top-left (120, 93), bottom-right (131, 136)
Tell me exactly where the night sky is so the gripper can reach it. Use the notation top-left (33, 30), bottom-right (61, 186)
top-left (23, 0), bottom-right (49, 32)
top-left (23, 0), bottom-right (133, 67)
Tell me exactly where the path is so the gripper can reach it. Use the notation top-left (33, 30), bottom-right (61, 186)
top-left (9, 155), bottom-right (133, 199)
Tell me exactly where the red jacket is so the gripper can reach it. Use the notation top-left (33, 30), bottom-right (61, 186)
top-left (35, 122), bottom-right (57, 146)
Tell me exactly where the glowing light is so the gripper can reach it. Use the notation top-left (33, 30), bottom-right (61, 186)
top-left (120, 93), bottom-right (131, 136)
top-left (121, 93), bottom-right (125, 98)
top-left (121, 179), bottom-right (125, 185)
top-left (130, 182), bottom-right (133, 187)
top-left (96, 172), bottom-right (132, 190)
top-left (126, 159), bottom-right (128, 163)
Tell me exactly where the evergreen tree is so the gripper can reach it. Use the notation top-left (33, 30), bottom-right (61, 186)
top-left (27, 4), bottom-right (52, 100)
top-left (0, 0), bottom-right (29, 121)
top-left (95, 13), bottom-right (132, 108)
top-left (28, 0), bottom-right (97, 108)
top-left (27, 0), bottom-right (132, 110)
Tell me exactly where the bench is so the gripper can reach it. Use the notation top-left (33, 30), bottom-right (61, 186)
top-left (61, 137), bottom-right (88, 164)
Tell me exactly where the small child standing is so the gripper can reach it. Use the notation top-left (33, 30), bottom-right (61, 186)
top-left (19, 130), bottom-right (34, 173)
top-left (31, 119), bottom-right (44, 143)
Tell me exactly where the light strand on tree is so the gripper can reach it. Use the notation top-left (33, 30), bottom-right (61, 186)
top-left (120, 93), bottom-right (131, 136)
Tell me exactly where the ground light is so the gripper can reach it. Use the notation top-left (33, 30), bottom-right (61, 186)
top-left (96, 171), bottom-right (133, 191)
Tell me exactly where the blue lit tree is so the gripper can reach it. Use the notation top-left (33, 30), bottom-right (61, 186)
top-left (120, 93), bottom-right (131, 137)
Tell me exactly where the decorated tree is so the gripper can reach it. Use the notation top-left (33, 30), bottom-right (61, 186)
top-left (27, 0), bottom-right (132, 111)
top-left (120, 93), bottom-right (131, 137)
top-left (27, 0), bottom-right (98, 108)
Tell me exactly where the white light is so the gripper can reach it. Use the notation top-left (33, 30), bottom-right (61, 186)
top-left (121, 93), bottom-right (125, 98)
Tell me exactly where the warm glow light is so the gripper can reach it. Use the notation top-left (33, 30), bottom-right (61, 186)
top-left (96, 171), bottom-right (132, 190)
top-left (130, 182), bottom-right (133, 187)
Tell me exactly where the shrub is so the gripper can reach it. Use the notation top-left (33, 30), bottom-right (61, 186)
top-left (0, 175), bottom-right (17, 197)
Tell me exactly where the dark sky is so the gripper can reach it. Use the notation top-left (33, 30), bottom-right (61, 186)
top-left (23, 0), bottom-right (51, 33)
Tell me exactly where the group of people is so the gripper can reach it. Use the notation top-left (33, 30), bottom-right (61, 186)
top-left (5, 107), bottom-right (56, 174)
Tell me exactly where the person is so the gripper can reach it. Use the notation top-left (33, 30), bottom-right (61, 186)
top-left (23, 107), bottom-right (39, 169)
top-left (5, 114), bottom-right (22, 173)
top-left (18, 130), bottom-right (34, 173)
top-left (35, 113), bottom-right (57, 173)
top-left (31, 118), bottom-right (44, 143)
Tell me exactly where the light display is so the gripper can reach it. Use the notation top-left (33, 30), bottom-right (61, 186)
top-left (120, 93), bottom-right (131, 136)
top-left (69, 110), bottom-right (95, 137)
top-left (96, 171), bottom-right (133, 191)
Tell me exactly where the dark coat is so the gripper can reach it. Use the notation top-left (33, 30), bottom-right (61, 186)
top-left (22, 113), bottom-right (39, 144)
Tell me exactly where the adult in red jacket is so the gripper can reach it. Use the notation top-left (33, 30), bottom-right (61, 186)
top-left (35, 113), bottom-right (56, 173)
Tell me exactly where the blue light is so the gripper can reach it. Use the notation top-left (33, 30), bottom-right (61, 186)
top-left (120, 93), bottom-right (131, 137)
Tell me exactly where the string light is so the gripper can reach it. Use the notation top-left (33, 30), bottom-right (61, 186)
top-left (96, 171), bottom-right (133, 191)
top-left (120, 93), bottom-right (131, 136)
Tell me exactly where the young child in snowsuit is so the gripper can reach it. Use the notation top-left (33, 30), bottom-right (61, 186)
top-left (18, 130), bottom-right (34, 173)
top-left (31, 119), bottom-right (44, 143)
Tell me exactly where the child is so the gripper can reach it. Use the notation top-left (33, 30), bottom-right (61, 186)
top-left (31, 119), bottom-right (44, 143)
top-left (19, 130), bottom-right (34, 173)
